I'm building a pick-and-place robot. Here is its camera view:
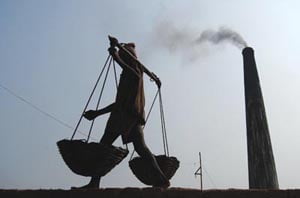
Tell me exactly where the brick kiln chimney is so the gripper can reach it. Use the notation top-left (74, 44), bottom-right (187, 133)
top-left (242, 47), bottom-right (279, 189)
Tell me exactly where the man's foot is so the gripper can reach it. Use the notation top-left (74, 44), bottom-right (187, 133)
top-left (71, 183), bottom-right (99, 190)
top-left (153, 179), bottom-right (170, 188)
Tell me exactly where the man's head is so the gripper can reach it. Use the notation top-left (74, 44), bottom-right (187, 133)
top-left (119, 43), bottom-right (137, 62)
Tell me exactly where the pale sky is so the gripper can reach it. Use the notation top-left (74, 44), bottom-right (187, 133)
top-left (1, 0), bottom-right (300, 190)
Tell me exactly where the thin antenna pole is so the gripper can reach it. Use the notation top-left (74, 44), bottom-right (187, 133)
top-left (194, 152), bottom-right (203, 191)
top-left (199, 152), bottom-right (203, 191)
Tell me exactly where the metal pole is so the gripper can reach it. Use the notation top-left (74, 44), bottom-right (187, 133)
top-left (199, 152), bottom-right (203, 191)
top-left (194, 152), bottom-right (203, 191)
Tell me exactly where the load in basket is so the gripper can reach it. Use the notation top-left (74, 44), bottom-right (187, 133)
top-left (57, 37), bottom-right (179, 185)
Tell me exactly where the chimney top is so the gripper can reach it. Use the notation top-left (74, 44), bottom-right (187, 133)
top-left (242, 47), bottom-right (254, 56)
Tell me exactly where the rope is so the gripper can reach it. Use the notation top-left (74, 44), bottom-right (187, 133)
top-left (159, 89), bottom-right (169, 156)
top-left (129, 89), bottom-right (159, 160)
top-left (113, 60), bottom-right (118, 90)
top-left (112, 59), bottom-right (130, 150)
top-left (159, 89), bottom-right (167, 156)
top-left (144, 90), bottom-right (160, 125)
top-left (71, 55), bottom-right (111, 140)
top-left (129, 89), bottom-right (169, 160)
top-left (86, 56), bottom-right (113, 142)
top-left (129, 148), bottom-right (136, 161)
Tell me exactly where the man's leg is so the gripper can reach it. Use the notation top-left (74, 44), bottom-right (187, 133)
top-left (132, 125), bottom-right (170, 187)
top-left (89, 129), bottom-right (120, 187)
top-left (72, 129), bottom-right (119, 189)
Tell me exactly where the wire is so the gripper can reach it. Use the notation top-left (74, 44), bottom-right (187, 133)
top-left (0, 83), bottom-right (97, 141)
top-left (202, 164), bottom-right (217, 188)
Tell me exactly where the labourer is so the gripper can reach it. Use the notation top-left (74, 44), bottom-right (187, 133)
top-left (73, 36), bottom-right (170, 189)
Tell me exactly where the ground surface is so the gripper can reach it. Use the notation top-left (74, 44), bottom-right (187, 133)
top-left (1, 188), bottom-right (300, 198)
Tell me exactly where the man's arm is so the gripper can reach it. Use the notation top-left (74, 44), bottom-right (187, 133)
top-left (109, 35), bottom-right (161, 87)
top-left (142, 66), bottom-right (161, 88)
top-left (83, 103), bottom-right (115, 121)
top-left (115, 43), bottom-right (161, 88)
top-left (109, 47), bottom-right (141, 78)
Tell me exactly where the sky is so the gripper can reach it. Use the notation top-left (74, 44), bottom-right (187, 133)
top-left (1, 0), bottom-right (300, 190)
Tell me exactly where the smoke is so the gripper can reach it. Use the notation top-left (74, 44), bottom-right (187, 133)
top-left (153, 21), bottom-right (195, 52)
top-left (197, 27), bottom-right (247, 49)
top-left (152, 21), bottom-right (247, 63)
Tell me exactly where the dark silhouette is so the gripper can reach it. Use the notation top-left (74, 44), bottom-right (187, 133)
top-left (72, 36), bottom-right (169, 189)
top-left (242, 47), bottom-right (278, 189)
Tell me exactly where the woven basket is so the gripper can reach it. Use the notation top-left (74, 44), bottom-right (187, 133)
top-left (129, 155), bottom-right (179, 185)
top-left (57, 139), bottom-right (128, 177)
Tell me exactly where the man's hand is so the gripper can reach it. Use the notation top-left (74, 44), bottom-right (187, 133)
top-left (155, 78), bottom-right (161, 88)
top-left (151, 72), bottom-right (162, 88)
top-left (108, 35), bottom-right (119, 47)
top-left (83, 110), bottom-right (99, 121)
top-left (108, 46), bottom-right (117, 56)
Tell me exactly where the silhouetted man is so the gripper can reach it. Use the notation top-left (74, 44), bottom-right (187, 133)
top-left (73, 36), bottom-right (170, 189)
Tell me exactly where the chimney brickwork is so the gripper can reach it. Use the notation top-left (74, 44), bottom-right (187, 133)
top-left (242, 47), bottom-right (279, 189)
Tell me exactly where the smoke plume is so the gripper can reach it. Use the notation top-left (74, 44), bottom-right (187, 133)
top-left (197, 27), bottom-right (247, 49)
top-left (152, 22), bottom-right (247, 63)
